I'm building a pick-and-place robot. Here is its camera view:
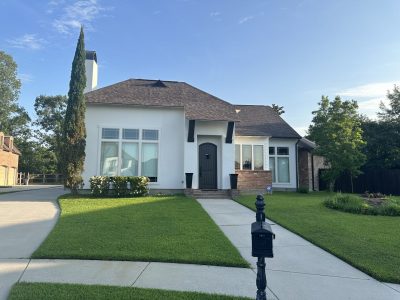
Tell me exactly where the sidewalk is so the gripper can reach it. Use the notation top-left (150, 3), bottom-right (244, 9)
top-left (1, 259), bottom-right (262, 299)
top-left (197, 198), bottom-right (400, 300)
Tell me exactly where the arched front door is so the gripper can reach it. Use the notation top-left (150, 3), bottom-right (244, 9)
top-left (199, 143), bottom-right (217, 189)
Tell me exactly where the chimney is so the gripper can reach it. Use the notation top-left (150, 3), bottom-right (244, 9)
top-left (84, 50), bottom-right (98, 93)
top-left (4, 136), bottom-right (13, 152)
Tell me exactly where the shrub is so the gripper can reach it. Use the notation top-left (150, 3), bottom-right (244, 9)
top-left (127, 176), bottom-right (149, 196)
top-left (297, 186), bottom-right (309, 193)
top-left (110, 176), bottom-right (129, 197)
top-left (89, 176), bottom-right (110, 196)
top-left (324, 193), bottom-right (400, 216)
top-left (89, 176), bottom-right (149, 197)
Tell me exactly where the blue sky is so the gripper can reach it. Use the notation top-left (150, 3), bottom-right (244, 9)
top-left (1, 0), bottom-right (400, 135)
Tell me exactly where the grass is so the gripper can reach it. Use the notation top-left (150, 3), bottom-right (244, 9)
top-left (33, 194), bottom-right (248, 268)
top-left (234, 192), bottom-right (400, 283)
top-left (8, 283), bottom-right (250, 300)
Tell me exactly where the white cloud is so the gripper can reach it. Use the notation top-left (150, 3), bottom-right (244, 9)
top-left (238, 15), bottom-right (254, 24)
top-left (7, 34), bottom-right (46, 50)
top-left (337, 80), bottom-right (399, 119)
top-left (210, 11), bottom-right (220, 17)
top-left (51, 0), bottom-right (109, 34)
top-left (338, 81), bottom-right (397, 98)
top-left (18, 73), bottom-right (34, 83)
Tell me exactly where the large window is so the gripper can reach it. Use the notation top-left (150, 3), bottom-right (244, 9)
top-left (100, 128), bottom-right (159, 182)
top-left (269, 146), bottom-right (290, 183)
top-left (235, 144), bottom-right (264, 171)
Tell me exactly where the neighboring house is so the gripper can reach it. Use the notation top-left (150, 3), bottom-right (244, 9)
top-left (0, 132), bottom-right (20, 186)
top-left (297, 138), bottom-right (328, 191)
top-left (82, 51), bottom-right (304, 193)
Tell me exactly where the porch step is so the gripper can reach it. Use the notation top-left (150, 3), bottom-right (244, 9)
top-left (191, 189), bottom-right (231, 199)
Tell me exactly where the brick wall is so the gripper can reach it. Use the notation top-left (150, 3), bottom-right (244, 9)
top-left (236, 170), bottom-right (272, 190)
top-left (0, 150), bottom-right (19, 169)
top-left (298, 149), bottom-right (312, 190)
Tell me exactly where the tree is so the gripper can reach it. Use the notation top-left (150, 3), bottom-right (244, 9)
top-left (271, 104), bottom-right (285, 115)
top-left (378, 85), bottom-right (400, 122)
top-left (62, 27), bottom-right (87, 193)
top-left (34, 95), bottom-right (67, 173)
top-left (308, 96), bottom-right (366, 192)
top-left (361, 85), bottom-right (400, 169)
top-left (0, 51), bottom-right (31, 139)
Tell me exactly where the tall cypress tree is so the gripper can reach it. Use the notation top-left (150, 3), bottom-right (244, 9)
top-left (63, 27), bottom-right (86, 194)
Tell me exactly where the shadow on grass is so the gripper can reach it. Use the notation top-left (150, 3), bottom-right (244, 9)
top-left (33, 195), bottom-right (249, 268)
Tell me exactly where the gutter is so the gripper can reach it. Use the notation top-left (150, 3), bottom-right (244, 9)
top-left (295, 139), bottom-right (300, 190)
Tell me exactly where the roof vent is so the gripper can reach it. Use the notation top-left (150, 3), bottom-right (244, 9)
top-left (152, 80), bottom-right (167, 88)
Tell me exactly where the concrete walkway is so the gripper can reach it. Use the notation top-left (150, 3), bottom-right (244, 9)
top-left (0, 187), bottom-right (65, 299)
top-left (197, 198), bottom-right (400, 300)
top-left (1, 259), bottom-right (259, 298)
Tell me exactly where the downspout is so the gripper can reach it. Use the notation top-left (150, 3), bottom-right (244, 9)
top-left (311, 153), bottom-right (315, 191)
top-left (295, 139), bottom-right (300, 190)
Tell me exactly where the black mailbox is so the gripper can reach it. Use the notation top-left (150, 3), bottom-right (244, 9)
top-left (251, 221), bottom-right (275, 258)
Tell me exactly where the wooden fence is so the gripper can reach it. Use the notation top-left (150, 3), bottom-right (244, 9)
top-left (319, 169), bottom-right (400, 195)
top-left (17, 173), bottom-right (64, 185)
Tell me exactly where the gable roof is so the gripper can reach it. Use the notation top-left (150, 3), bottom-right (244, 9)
top-left (234, 105), bottom-right (301, 139)
top-left (85, 79), bottom-right (239, 121)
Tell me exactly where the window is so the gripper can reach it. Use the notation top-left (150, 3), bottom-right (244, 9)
top-left (269, 147), bottom-right (275, 155)
top-left (242, 145), bottom-right (252, 170)
top-left (99, 128), bottom-right (159, 182)
top-left (123, 129), bottom-right (139, 140)
top-left (235, 144), bottom-right (241, 169)
top-left (121, 143), bottom-right (138, 176)
top-left (269, 157), bottom-right (276, 182)
top-left (269, 146), bottom-right (290, 183)
top-left (277, 147), bottom-right (289, 155)
top-left (254, 145), bottom-right (264, 170)
top-left (142, 143), bottom-right (158, 182)
top-left (235, 144), bottom-right (265, 171)
top-left (142, 129), bottom-right (158, 140)
top-left (102, 128), bottom-right (119, 139)
top-left (100, 142), bottom-right (119, 176)
top-left (277, 157), bottom-right (290, 182)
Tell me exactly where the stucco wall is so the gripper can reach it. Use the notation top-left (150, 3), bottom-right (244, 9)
top-left (82, 105), bottom-right (185, 189)
top-left (184, 120), bottom-right (234, 189)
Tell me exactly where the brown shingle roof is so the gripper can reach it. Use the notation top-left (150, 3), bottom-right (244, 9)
top-left (85, 79), bottom-right (239, 121)
top-left (235, 105), bottom-right (301, 139)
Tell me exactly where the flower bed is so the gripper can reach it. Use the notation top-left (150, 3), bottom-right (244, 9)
top-left (324, 193), bottom-right (400, 216)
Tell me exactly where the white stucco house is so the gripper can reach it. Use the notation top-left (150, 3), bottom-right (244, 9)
top-left (82, 51), bottom-right (303, 194)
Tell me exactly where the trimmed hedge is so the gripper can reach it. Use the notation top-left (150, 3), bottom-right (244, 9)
top-left (324, 194), bottom-right (400, 216)
top-left (89, 176), bottom-right (149, 197)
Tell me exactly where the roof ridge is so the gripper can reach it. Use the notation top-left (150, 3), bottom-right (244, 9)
top-left (128, 78), bottom-right (183, 83)
top-left (182, 82), bottom-right (235, 108)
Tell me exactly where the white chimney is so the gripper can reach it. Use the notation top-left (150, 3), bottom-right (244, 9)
top-left (84, 50), bottom-right (98, 93)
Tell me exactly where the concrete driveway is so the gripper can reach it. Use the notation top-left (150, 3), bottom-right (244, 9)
top-left (0, 186), bottom-right (65, 299)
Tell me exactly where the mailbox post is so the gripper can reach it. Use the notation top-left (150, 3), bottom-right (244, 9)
top-left (251, 195), bottom-right (275, 300)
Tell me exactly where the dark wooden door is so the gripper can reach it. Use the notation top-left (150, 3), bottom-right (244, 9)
top-left (199, 143), bottom-right (217, 189)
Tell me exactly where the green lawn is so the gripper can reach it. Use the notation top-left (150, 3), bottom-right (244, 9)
top-left (33, 195), bottom-right (248, 268)
top-left (8, 283), bottom-right (250, 300)
top-left (235, 192), bottom-right (400, 283)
